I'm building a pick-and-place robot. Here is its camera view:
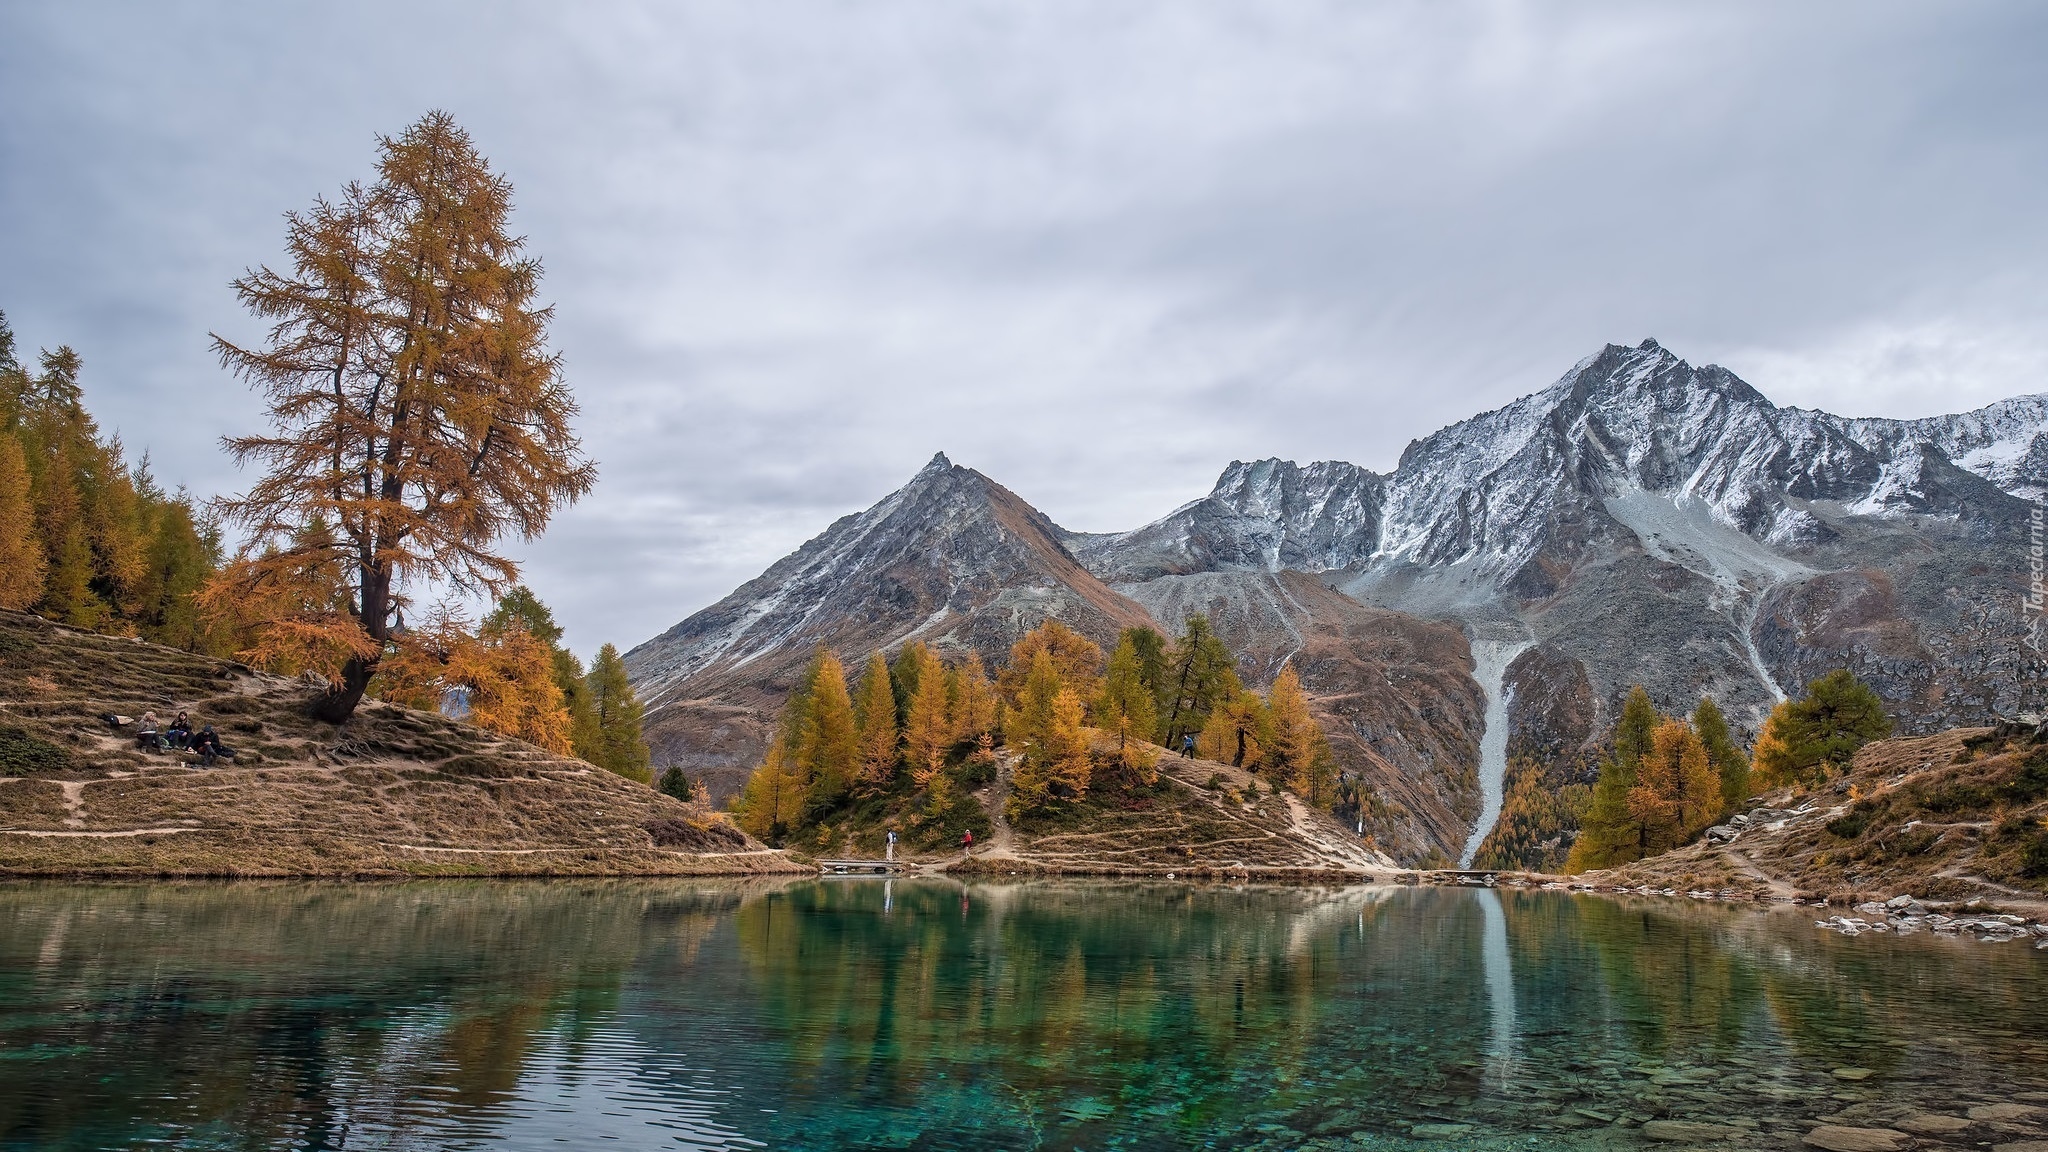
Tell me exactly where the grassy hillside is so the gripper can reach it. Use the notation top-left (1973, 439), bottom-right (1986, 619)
top-left (777, 738), bottom-right (1394, 879)
top-left (0, 611), bottom-right (803, 877)
top-left (1594, 725), bottom-right (2048, 909)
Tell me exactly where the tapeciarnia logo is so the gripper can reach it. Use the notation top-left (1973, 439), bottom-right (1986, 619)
top-left (2028, 505), bottom-right (2046, 653)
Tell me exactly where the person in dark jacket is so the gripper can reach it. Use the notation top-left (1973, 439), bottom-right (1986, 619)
top-left (166, 712), bottom-right (192, 751)
top-left (191, 725), bottom-right (233, 767)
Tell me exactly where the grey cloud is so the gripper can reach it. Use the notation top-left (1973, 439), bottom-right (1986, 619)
top-left (3, 0), bottom-right (2044, 656)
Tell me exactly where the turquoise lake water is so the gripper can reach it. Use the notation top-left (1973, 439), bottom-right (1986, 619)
top-left (1, 879), bottom-right (2044, 1150)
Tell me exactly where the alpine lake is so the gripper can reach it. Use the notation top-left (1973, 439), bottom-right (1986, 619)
top-left (2, 879), bottom-right (2044, 1151)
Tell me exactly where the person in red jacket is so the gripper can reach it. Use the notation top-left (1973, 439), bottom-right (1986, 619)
top-left (961, 829), bottom-right (973, 856)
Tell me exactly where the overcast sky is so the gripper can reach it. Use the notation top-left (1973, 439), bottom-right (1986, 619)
top-left (3, 2), bottom-right (2044, 657)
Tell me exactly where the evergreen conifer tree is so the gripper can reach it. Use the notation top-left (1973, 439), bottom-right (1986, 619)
top-left (585, 643), bottom-right (651, 782)
top-left (890, 641), bottom-right (930, 727)
top-left (1691, 696), bottom-right (1751, 814)
top-left (131, 484), bottom-right (220, 651)
top-left (1160, 614), bottom-right (1239, 747)
top-left (1122, 624), bottom-right (1168, 703)
top-left (1752, 670), bottom-right (1892, 788)
top-left (1566, 685), bottom-right (1661, 872)
top-left (1015, 649), bottom-right (1062, 751)
top-left (657, 765), bottom-right (693, 802)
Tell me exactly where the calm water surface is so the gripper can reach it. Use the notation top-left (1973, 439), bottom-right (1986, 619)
top-left (1, 879), bottom-right (2044, 1150)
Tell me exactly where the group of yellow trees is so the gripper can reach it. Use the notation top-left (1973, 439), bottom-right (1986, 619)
top-left (735, 615), bottom-right (1339, 846)
top-left (375, 588), bottom-right (651, 780)
top-left (0, 315), bottom-right (222, 648)
top-left (1566, 669), bottom-right (1892, 872)
top-left (1566, 689), bottom-right (1749, 871)
top-left (1, 113), bottom-right (656, 783)
top-left (735, 640), bottom-right (1001, 842)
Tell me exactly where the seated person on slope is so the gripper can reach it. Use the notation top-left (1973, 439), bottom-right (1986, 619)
top-left (190, 724), bottom-right (234, 767)
top-left (136, 711), bottom-right (163, 752)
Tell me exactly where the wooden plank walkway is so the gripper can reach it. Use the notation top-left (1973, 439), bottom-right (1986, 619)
top-left (816, 858), bottom-right (910, 874)
top-left (1418, 869), bottom-right (1503, 885)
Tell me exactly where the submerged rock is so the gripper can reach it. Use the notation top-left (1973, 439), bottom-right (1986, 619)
top-left (1802, 1125), bottom-right (1909, 1151)
top-left (1641, 1119), bottom-right (1740, 1141)
top-left (1895, 1112), bottom-right (1972, 1135)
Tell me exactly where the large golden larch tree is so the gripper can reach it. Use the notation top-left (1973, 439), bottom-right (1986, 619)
top-left (203, 111), bottom-right (595, 721)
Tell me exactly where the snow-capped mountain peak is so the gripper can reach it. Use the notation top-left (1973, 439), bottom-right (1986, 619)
top-left (1083, 339), bottom-right (2032, 595)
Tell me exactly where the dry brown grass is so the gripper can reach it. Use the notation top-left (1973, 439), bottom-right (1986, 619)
top-left (951, 748), bottom-right (1390, 879)
top-left (0, 611), bottom-right (804, 878)
top-left (1594, 726), bottom-right (2048, 912)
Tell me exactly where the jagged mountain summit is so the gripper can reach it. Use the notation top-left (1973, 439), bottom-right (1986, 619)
top-left (629, 340), bottom-right (2042, 864)
top-left (1089, 340), bottom-right (2035, 592)
top-left (624, 453), bottom-right (1157, 800)
top-left (1066, 459), bottom-right (1387, 583)
top-left (624, 455), bottom-right (1484, 862)
top-left (1087, 339), bottom-right (2034, 730)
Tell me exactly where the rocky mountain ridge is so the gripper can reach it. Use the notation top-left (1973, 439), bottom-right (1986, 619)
top-left (629, 339), bottom-right (2043, 865)
top-left (626, 453), bottom-right (1158, 805)
top-left (1089, 340), bottom-right (2035, 798)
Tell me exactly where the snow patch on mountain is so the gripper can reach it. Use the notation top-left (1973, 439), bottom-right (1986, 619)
top-left (1069, 458), bottom-right (1385, 582)
top-left (1829, 393), bottom-right (2048, 500)
top-left (1089, 340), bottom-right (2046, 612)
top-left (1601, 490), bottom-right (1813, 598)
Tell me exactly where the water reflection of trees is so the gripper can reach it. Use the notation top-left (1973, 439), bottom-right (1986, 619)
top-left (1508, 893), bottom-right (1769, 1060)
top-left (0, 880), bottom-right (751, 1149)
top-left (717, 883), bottom-right (2048, 1147)
top-left (721, 882), bottom-right (1507, 1147)
top-left (6, 880), bottom-right (2048, 1150)
top-left (1503, 891), bottom-right (2048, 1082)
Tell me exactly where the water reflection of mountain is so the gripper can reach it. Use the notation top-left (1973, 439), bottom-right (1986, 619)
top-left (3, 881), bottom-right (2046, 1150)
